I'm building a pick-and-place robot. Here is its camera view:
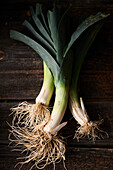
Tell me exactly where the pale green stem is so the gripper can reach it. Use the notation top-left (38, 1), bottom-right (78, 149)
top-left (36, 61), bottom-right (54, 106)
top-left (44, 83), bottom-right (69, 135)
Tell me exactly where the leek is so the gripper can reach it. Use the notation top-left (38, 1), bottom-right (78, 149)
top-left (10, 4), bottom-right (55, 131)
top-left (69, 13), bottom-right (109, 141)
top-left (9, 3), bottom-right (73, 169)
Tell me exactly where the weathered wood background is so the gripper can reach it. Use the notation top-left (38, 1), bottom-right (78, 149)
top-left (0, 0), bottom-right (113, 169)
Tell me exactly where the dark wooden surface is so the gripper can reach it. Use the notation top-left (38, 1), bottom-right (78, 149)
top-left (0, 0), bottom-right (113, 169)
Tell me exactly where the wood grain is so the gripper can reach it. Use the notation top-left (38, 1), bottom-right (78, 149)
top-left (0, 1), bottom-right (113, 169)
top-left (0, 146), bottom-right (113, 170)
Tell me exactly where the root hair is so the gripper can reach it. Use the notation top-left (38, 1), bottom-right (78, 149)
top-left (10, 101), bottom-right (50, 131)
top-left (74, 119), bottom-right (109, 142)
top-left (9, 101), bottom-right (66, 169)
top-left (9, 126), bottom-right (66, 169)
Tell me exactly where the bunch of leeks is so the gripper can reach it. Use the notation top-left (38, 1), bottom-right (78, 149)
top-left (9, 2), bottom-right (109, 169)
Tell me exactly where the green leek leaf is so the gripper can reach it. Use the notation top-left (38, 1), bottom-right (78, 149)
top-left (71, 22), bottom-right (105, 91)
top-left (58, 49), bottom-right (73, 85)
top-left (36, 3), bottom-right (50, 33)
top-left (10, 30), bottom-right (60, 80)
top-left (47, 5), bottom-right (61, 63)
top-left (64, 13), bottom-right (110, 58)
top-left (57, 5), bottom-right (71, 61)
top-left (35, 3), bottom-right (42, 16)
top-left (23, 20), bottom-right (56, 56)
top-left (30, 7), bottom-right (54, 47)
top-left (47, 4), bottom-right (71, 64)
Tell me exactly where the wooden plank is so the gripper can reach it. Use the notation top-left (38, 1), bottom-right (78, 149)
top-left (1, 0), bottom-right (113, 9)
top-left (0, 102), bottom-right (113, 147)
top-left (0, 1), bottom-right (113, 170)
top-left (0, 146), bottom-right (113, 170)
top-left (0, 45), bottom-right (43, 100)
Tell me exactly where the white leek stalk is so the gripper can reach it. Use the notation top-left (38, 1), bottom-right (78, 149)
top-left (70, 90), bottom-right (105, 141)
